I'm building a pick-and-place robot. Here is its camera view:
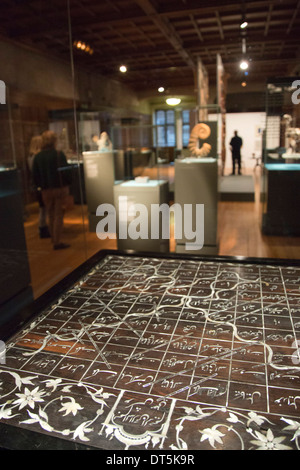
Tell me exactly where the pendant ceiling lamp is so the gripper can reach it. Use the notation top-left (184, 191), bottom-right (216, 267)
top-left (166, 97), bottom-right (181, 106)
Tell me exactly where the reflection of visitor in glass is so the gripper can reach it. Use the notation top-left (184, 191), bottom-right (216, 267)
top-left (28, 135), bottom-right (51, 239)
top-left (230, 131), bottom-right (243, 175)
top-left (32, 131), bottom-right (71, 250)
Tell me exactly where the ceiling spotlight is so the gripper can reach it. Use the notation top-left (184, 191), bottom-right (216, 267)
top-left (240, 21), bottom-right (248, 29)
top-left (120, 65), bottom-right (127, 73)
top-left (240, 60), bottom-right (249, 71)
top-left (166, 98), bottom-right (181, 106)
top-left (158, 87), bottom-right (165, 93)
top-left (73, 41), bottom-right (93, 55)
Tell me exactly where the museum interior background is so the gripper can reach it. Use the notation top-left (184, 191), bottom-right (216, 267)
top-left (1, 0), bottom-right (300, 308)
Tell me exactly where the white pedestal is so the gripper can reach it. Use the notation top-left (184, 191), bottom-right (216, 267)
top-left (83, 151), bottom-right (123, 231)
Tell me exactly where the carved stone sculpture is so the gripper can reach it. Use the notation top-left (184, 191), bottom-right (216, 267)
top-left (188, 123), bottom-right (212, 158)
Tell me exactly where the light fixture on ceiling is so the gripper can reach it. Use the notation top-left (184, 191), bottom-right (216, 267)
top-left (166, 97), bottom-right (181, 106)
top-left (119, 65), bottom-right (127, 73)
top-left (158, 87), bottom-right (165, 93)
top-left (242, 38), bottom-right (247, 54)
top-left (240, 21), bottom-right (248, 29)
top-left (240, 0), bottom-right (248, 30)
top-left (240, 60), bottom-right (249, 71)
top-left (241, 81), bottom-right (247, 87)
top-left (73, 41), bottom-right (94, 55)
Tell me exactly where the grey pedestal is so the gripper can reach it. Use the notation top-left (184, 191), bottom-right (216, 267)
top-left (113, 180), bottom-right (169, 253)
top-left (262, 163), bottom-right (300, 236)
top-left (174, 157), bottom-right (218, 254)
top-left (83, 151), bottom-right (124, 232)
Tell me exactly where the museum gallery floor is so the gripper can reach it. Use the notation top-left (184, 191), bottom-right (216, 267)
top-left (1, 252), bottom-right (300, 450)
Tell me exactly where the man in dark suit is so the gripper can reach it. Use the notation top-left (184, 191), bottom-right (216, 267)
top-left (230, 131), bottom-right (243, 175)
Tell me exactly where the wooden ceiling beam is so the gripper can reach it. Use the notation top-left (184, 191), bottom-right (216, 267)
top-left (264, 3), bottom-right (273, 36)
top-left (157, 0), bottom-right (296, 18)
top-left (286, 0), bottom-right (300, 34)
top-left (215, 11), bottom-right (225, 41)
top-left (133, 0), bottom-right (195, 68)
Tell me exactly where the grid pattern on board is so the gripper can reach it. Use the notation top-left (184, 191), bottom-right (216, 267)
top-left (1, 254), bottom-right (300, 450)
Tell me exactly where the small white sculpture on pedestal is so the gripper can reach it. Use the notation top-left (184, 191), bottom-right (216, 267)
top-left (97, 132), bottom-right (113, 152)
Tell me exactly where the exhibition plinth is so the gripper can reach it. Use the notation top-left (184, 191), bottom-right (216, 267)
top-left (262, 163), bottom-right (300, 236)
top-left (83, 151), bottom-right (124, 232)
top-left (219, 175), bottom-right (255, 202)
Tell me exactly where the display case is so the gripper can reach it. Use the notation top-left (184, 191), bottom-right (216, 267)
top-left (0, 87), bottom-right (17, 171)
top-left (174, 112), bottom-right (219, 254)
top-left (261, 78), bottom-right (300, 235)
top-left (111, 124), bottom-right (166, 181)
top-left (175, 157), bottom-right (218, 254)
top-left (0, 169), bottom-right (33, 333)
top-left (82, 123), bottom-right (168, 233)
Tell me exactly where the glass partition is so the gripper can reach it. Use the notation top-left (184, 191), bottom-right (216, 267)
top-left (111, 124), bottom-right (165, 182)
top-left (0, 0), bottom-right (90, 323)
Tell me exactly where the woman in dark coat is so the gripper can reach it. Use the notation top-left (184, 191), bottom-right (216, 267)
top-left (32, 130), bottom-right (71, 250)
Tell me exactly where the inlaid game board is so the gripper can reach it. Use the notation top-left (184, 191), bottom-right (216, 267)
top-left (1, 252), bottom-right (300, 450)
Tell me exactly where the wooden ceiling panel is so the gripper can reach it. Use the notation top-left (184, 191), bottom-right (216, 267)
top-left (1, 0), bottom-right (299, 95)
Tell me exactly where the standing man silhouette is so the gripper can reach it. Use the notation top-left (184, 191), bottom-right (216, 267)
top-left (230, 131), bottom-right (243, 175)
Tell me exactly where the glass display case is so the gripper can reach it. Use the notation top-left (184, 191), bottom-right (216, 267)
top-left (111, 124), bottom-right (166, 181)
top-left (261, 78), bottom-right (300, 235)
top-left (0, 86), bottom-right (17, 171)
top-left (174, 105), bottom-right (219, 254)
top-left (80, 123), bottom-right (170, 251)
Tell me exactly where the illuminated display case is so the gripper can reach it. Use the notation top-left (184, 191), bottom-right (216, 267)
top-left (174, 106), bottom-right (219, 254)
top-left (261, 77), bottom-right (300, 235)
top-left (81, 123), bottom-right (168, 234)
top-left (111, 124), bottom-right (166, 181)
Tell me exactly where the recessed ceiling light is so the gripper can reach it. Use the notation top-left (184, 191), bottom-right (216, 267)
top-left (73, 41), bottom-right (93, 55)
top-left (158, 87), bottom-right (165, 93)
top-left (166, 98), bottom-right (181, 106)
top-left (240, 60), bottom-right (249, 70)
top-left (120, 65), bottom-right (127, 73)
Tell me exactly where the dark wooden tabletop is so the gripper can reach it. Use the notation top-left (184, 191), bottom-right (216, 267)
top-left (1, 250), bottom-right (300, 451)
